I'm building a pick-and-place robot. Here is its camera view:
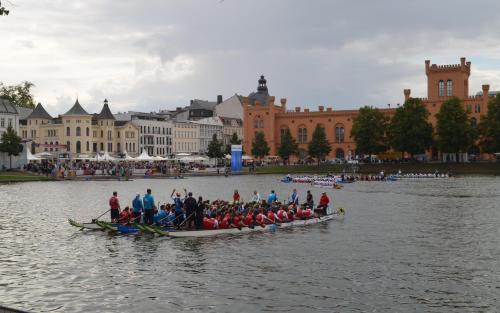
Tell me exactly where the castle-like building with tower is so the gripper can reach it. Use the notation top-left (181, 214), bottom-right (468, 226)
top-left (243, 57), bottom-right (492, 161)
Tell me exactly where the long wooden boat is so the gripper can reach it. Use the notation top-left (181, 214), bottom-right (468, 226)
top-left (69, 210), bottom-right (345, 238)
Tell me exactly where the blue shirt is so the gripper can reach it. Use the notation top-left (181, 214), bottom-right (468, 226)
top-left (143, 194), bottom-right (155, 210)
top-left (154, 210), bottom-right (167, 225)
top-left (172, 196), bottom-right (184, 214)
top-left (267, 192), bottom-right (277, 203)
top-left (290, 192), bottom-right (299, 204)
top-left (132, 196), bottom-right (143, 213)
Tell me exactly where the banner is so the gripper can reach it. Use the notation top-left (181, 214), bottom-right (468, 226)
top-left (231, 145), bottom-right (242, 172)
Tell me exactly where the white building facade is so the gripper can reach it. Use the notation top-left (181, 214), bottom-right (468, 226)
top-left (0, 98), bottom-right (20, 136)
top-left (173, 121), bottom-right (200, 154)
top-left (194, 117), bottom-right (223, 154)
top-left (115, 112), bottom-right (173, 157)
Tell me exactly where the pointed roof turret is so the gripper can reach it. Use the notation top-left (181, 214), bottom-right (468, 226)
top-left (27, 102), bottom-right (52, 119)
top-left (63, 98), bottom-right (90, 116)
top-left (96, 99), bottom-right (115, 120)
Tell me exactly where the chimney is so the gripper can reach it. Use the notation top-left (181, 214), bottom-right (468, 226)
top-left (217, 95), bottom-right (223, 104)
top-left (295, 107), bottom-right (301, 112)
top-left (425, 60), bottom-right (430, 75)
top-left (304, 108), bottom-right (309, 113)
top-left (326, 108), bottom-right (332, 112)
top-left (404, 89), bottom-right (411, 101)
top-left (460, 57), bottom-right (466, 67)
top-left (318, 105), bottom-right (324, 112)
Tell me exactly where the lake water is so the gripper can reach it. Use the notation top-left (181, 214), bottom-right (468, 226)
top-left (0, 175), bottom-right (499, 312)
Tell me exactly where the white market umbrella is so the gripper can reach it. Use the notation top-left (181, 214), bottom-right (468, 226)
top-left (122, 150), bottom-right (136, 161)
top-left (27, 149), bottom-right (41, 161)
top-left (225, 154), bottom-right (231, 160)
top-left (242, 155), bottom-right (253, 160)
top-left (35, 151), bottom-right (53, 159)
top-left (176, 153), bottom-right (191, 157)
top-left (153, 155), bottom-right (166, 161)
top-left (96, 151), bottom-right (116, 162)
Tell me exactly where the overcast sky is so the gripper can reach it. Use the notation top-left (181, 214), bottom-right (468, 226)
top-left (2, 0), bottom-right (500, 115)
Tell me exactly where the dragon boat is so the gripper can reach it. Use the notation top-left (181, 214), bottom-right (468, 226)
top-left (68, 209), bottom-right (345, 238)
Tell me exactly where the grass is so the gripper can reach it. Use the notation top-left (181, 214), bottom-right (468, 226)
top-left (0, 171), bottom-right (55, 182)
top-left (255, 162), bottom-right (500, 176)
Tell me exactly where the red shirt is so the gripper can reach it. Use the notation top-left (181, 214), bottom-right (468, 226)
top-left (267, 211), bottom-right (276, 223)
top-left (118, 211), bottom-right (130, 224)
top-left (319, 195), bottom-right (330, 206)
top-left (109, 196), bottom-right (120, 210)
top-left (203, 217), bottom-right (216, 230)
top-left (233, 193), bottom-right (240, 202)
top-left (304, 208), bottom-right (312, 218)
top-left (244, 214), bottom-right (254, 226)
top-left (256, 213), bottom-right (265, 225)
top-left (277, 209), bottom-right (287, 221)
top-left (233, 215), bottom-right (242, 227)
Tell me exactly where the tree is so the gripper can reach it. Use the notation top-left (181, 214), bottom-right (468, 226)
top-left (389, 98), bottom-right (433, 159)
top-left (207, 134), bottom-right (224, 159)
top-left (225, 132), bottom-right (242, 154)
top-left (251, 131), bottom-right (270, 158)
top-left (308, 125), bottom-right (331, 165)
top-left (436, 97), bottom-right (475, 163)
top-left (351, 106), bottom-right (389, 161)
top-left (0, 81), bottom-right (36, 109)
top-left (0, 126), bottom-right (23, 169)
top-left (278, 128), bottom-right (298, 164)
top-left (479, 94), bottom-right (500, 154)
top-left (0, 1), bottom-right (9, 16)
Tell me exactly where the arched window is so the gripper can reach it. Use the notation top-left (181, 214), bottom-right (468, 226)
top-left (66, 127), bottom-right (70, 136)
top-left (100, 130), bottom-right (104, 138)
top-left (446, 80), bottom-right (453, 96)
top-left (438, 80), bottom-right (444, 96)
top-left (86, 127), bottom-right (90, 137)
top-left (280, 127), bottom-right (289, 141)
top-left (86, 141), bottom-right (89, 152)
top-left (335, 148), bottom-right (345, 160)
top-left (76, 127), bottom-right (81, 136)
top-left (100, 143), bottom-right (104, 151)
top-left (76, 141), bottom-right (81, 153)
top-left (470, 117), bottom-right (477, 128)
top-left (66, 141), bottom-right (71, 152)
top-left (254, 117), bottom-right (264, 129)
top-left (117, 142), bottom-right (121, 152)
top-left (335, 124), bottom-right (345, 143)
top-left (298, 126), bottom-right (307, 144)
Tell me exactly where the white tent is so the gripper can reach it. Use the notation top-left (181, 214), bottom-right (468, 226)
top-left (35, 151), bottom-right (53, 159)
top-left (27, 149), bottom-right (41, 161)
top-left (195, 156), bottom-right (209, 162)
top-left (136, 150), bottom-right (154, 161)
top-left (153, 155), bottom-right (166, 161)
top-left (121, 150), bottom-right (136, 161)
top-left (176, 153), bottom-right (191, 157)
top-left (96, 151), bottom-right (116, 162)
top-left (242, 155), bottom-right (253, 160)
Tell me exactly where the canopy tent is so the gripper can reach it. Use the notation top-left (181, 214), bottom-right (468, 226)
top-left (242, 155), bottom-right (253, 160)
top-left (27, 149), bottom-right (41, 161)
top-left (153, 155), bottom-right (167, 161)
top-left (176, 153), bottom-right (191, 157)
top-left (225, 154), bottom-right (231, 160)
top-left (35, 151), bottom-right (53, 159)
top-left (75, 154), bottom-right (95, 160)
top-left (135, 150), bottom-right (154, 161)
top-left (96, 151), bottom-right (116, 162)
top-left (121, 150), bottom-right (136, 161)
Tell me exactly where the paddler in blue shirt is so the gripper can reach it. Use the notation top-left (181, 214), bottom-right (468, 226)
top-left (143, 188), bottom-right (155, 225)
top-left (289, 188), bottom-right (299, 205)
top-left (171, 189), bottom-right (186, 226)
top-left (154, 205), bottom-right (168, 226)
top-left (267, 190), bottom-right (277, 204)
top-left (132, 193), bottom-right (143, 223)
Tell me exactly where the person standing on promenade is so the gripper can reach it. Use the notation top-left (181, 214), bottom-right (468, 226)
top-left (132, 193), bottom-right (143, 223)
top-left (143, 189), bottom-right (155, 225)
top-left (109, 191), bottom-right (120, 222)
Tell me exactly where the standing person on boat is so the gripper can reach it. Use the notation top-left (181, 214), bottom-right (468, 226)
top-left (143, 188), bottom-right (155, 225)
top-left (289, 188), bottom-right (299, 205)
top-left (251, 190), bottom-right (261, 203)
top-left (184, 191), bottom-right (197, 229)
top-left (195, 197), bottom-right (205, 230)
top-left (267, 190), bottom-right (278, 204)
top-left (233, 190), bottom-right (241, 204)
top-left (109, 191), bottom-right (120, 222)
top-left (132, 193), bottom-right (143, 223)
top-left (315, 192), bottom-right (330, 216)
top-left (171, 189), bottom-right (185, 226)
top-left (305, 190), bottom-right (314, 208)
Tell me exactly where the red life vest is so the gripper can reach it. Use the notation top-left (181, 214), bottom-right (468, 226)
top-left (203, 217), bottom-right (217, 230)
top-left (109, 196), bottom-right (119, 209)
top-left (277, 209), bottom-right (287, 221)
top-left (267, 211), bottom-right (276, 223)
top-left (244, 214), bottom-right (254, 226)
top-left (118, 211), bottom-right (130, 224)
top-left (303, 208), bottom-right (312, 219)
top-left (220, 216), bottom-right (231, 229)
top-left (256, 213), bottom-right (264, 224)
top-left (296, 208), bottom-right (304, 219)
top-left (233, 215), bottom-right (242, 227)
top-left (287, 211), bottom-right (294, 221)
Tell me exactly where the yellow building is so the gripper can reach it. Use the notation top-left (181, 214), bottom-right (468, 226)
top-left (20, 99), bottom-right (139, 158)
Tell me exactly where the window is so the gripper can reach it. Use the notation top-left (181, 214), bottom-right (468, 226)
top-left (254, 118), bottom-right (264, 128)
top-left (67, 141), bottom-right (71, 152)
top-left (475, 104), bottom-right (481, 113)
top-left (49, 142), bottom-right (53, 152)
top-left (280, 127), bottom-right (288, 139)
top-left (446, 80), bottom-right (453, 96)
top-left (471, 117), bottom-right (477, 128)
top-left (466, 104), bottom-right (472, 113)
top-left (335, 125), bottom-right (345, 143)
top-left (0, 118), bottom-right (4, 128)
top-left (101, 130), bottom-right (104, 138)
top-left (298, 127), bottom-right (307, 144)
top-left (86, 141), bottom-right (89, 152)
top-left (7, 119), bottom-right (12, 127)
top-left (76, 141), bottom-right (81, 153)
top-left (100, 142), bottom-right (104, 151)
top-left (93, 143), bottom-right (97, 152)
top-left (55, 141), bottom-right (59, 151)
top-left (117, 142), bottom-right (121, 152)
top-left (66, 127), bottom-right (70, 136)
top-left (86, 127), bottom-right (90, 137)
top-left (335, 148), bottom-right (345, 160)
top-left (76, 127), bottom-right (81, 136)
top-left (438, 80), bottom-right (444, 96)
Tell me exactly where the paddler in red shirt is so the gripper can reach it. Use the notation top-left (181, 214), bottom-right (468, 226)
top-left (118, 206), bottom-right (131, 224)
top-left (109, 191), bottom-right (120, 222)
top-left (233, 189), bottom-right (241, 204)
top-left (315, 192), bottom-right (330, 216)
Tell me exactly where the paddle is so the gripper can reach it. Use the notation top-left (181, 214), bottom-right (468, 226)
top-left (178, 212), bottom-right (195, 229)
top-left (263, 215), bottom-right (282, 226)
top-left (92, 208), bottom-right (111, 223)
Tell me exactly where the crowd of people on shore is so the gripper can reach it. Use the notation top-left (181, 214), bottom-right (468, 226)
top-left (108, 188), bottom-right (333, 231)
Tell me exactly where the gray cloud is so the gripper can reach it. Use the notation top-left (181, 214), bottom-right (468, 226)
top-left (2, 0), bottom-right (500, 115)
